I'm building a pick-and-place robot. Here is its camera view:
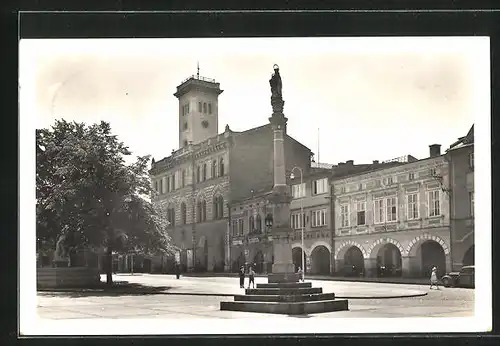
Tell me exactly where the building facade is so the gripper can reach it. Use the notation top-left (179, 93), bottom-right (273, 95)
top-left (446, 125), bottom-right (474, 271)
top-left (332, 146), bottom-right (452, 278)
top-left (149, 73), bottom-right (312, 273)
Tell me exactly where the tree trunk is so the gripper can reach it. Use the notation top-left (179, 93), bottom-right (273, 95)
top-left (106, 245), bottom-right (113, 285)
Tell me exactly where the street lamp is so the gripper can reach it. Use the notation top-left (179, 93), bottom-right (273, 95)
top-left (290, 166), bottom-right (304, 282)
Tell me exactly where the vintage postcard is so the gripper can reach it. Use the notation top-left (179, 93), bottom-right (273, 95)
top-left (19, 36), bottom-right (491, 335)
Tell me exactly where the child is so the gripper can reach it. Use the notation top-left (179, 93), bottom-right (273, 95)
top-left (430, 266), bottom-right (440, 290)
top-left (248, 266), bottom-right (255, 289)
top-left (238, 266), bottom-right (245, 288)
top-left (297, 267), bottom-right (304, 282)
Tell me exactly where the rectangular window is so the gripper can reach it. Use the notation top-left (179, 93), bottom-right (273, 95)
top-left (181, 170), bottom-right (186, 188)
top-left (340, 186), bottom-right (346, 194)
top-left (356, 202), bottom-right (366, 225)
top-left (198, 102), bottom-right (202, 112)
top-left (292, 183), bottom-right (306, 199)
top-left (387, 177), bottom-right (393, 185)
top-left (187, 102), bottom-right (189, 113)
top-left (430, 168), bottom-right (437, 176)
top-left (386, 197), bottom-right (397, 222)
top-left (171, 174), bottom-right (176, 190)
top-left (290, 213), bottom-right (305, 229)
top-left (469, 152), bottom-right (474, 170)
top-left (407, 193), bottom-right (419, 220)
top-left (409, 172), bottom-right (415, 181)
top-left (208, 103), bottom-right (212, 114)
top-left (312, 178), bottom-right (328, 195)
top-left (469, 191), bottom-right (474, 216)
top-left (232, 220), bottom-right (238, 236)
top-left (311, 209), bottom-right (327, 227)
top-left (374, 199), bottom-right (385, 224)
top-left (340, 205), bottom-right (349, 227)
top-left (428, 190), bottom-right (440, 217)
top-left (154, 181), bottom-right (158, 192)
top-left (238, 219), bottom-right (244, 235)
top-left (159, 179), bottom-right (163, 194)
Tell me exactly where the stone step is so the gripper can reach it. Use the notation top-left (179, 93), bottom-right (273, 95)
top-left (234, 292), bottom-right (335, 302)
top-left (256, 282), bottom-right (312, 289)
top-left (245, 287), bottom-right (322, 295)
top-left (220, 299), bottom-right (349, 315)
top-left (267, 273), bottom-right (300, 283)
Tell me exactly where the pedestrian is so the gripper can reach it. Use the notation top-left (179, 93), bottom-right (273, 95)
top-left (430, 266), bottom-right (440, 290)
top-left (175, 263), bottom-right (181, 280)
top-left (297, 267), bottom-right (304, 282)
top-left (248, 266), bottom-right (255, 289)
top-left (238, 266), bottom-right (245, 288)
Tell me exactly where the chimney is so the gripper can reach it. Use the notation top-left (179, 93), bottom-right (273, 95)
top-left (429, 144), bottom-right (441, 158)
top-left (373, 160), bottom-right (379, 164)
top-left (346, 160), bottom-right (354, 165)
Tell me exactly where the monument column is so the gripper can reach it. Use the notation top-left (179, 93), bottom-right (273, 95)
top-left (266, 64), bottom-right (298, 283)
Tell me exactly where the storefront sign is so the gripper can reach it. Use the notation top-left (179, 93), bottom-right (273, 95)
top-left (232, 239), bottom-right (243, 246)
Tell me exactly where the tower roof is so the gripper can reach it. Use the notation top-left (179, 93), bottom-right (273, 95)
top-left (173, 74), bottom-right (223, 98)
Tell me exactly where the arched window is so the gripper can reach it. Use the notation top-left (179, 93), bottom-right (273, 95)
top-left (218, 196), bottom-right (224, 219)
top-left (171, 174), bottom-right (176, 190)
top-left (202, 200), bottom-right (207, 221)
top-left (196, 166), bottom-right (201, 183)
top-left (256, 214), bottom-right (262, 233)
top-left (219, 158), bottom-right (225, 176)
top-left (202, 163), bottom-right (207, 181)
top-left (213, 196), bottom-right (219, 220)
top-left (196, 201), bottom-right (202, 223)
top-left (159, 179), bottom-right (163, 194)
top-left (212, 160), bottom-right (217, 178)
top-left (249, 215), bottom-right (255, 233)
top-left (181, 202), bottom-right (187, 225)
top-left (166, 176), bottom-right (170, 193)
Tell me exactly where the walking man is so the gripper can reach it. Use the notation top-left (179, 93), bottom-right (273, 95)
top-left (238, 266), bottom-right (245, 288)
top-left (248, 266), bottom-right (255, 289)
top-left (430, 266), bottom-right (440, 290)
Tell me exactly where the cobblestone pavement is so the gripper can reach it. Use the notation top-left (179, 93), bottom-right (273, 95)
top-left (37, 274), bottom-right (474, 320)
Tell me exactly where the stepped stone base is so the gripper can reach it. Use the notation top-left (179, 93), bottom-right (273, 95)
top-left (220, 299), bottom-right (349, 315)
top-left (268, 273), bottom-right (300, 283)
top-left (220, 272), bottom-right (349, 315)
top-left (234, 292), bottom-right (336, 302)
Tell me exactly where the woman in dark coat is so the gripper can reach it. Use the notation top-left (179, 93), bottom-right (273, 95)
top-left (238, 266), bottom-right (245, 288)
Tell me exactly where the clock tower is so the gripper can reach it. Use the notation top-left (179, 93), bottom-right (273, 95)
top-left (174, 68), bottom-right (223, 148)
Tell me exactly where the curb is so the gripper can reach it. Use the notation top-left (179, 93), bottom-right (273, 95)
top-left (38, 289), bottom-right (427, 300)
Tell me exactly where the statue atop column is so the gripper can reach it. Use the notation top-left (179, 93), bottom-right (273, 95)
top-left (269, 64), bottom-right (286, 117)
top-left (269, 64), bottom-right (282, 98)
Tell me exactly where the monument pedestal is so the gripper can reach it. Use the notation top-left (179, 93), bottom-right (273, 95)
top-left (220, 64), bottom-right (348, 315)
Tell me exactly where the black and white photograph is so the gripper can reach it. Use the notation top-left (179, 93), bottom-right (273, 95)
top-left (19, 36), bottom-right (491, 335)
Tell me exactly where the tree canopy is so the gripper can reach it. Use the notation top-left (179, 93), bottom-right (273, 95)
top-left (36, 120), bottom-right (175, 261)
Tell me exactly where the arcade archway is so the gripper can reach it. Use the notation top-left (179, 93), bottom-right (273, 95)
top-left (311, 245), bottom-right (330, 274)
top-left (463, 245), bottom-right (474, 266)
top-left (344, 246), bottom-right (365, 276)
top-left (253, 251), bottom-right (265, 274)
top-left (292, 247), bottom-right (307, 273)
top-left (415, 240), bottom-right (446, 278)
top-left (376, 243), bottom-right (402, 277)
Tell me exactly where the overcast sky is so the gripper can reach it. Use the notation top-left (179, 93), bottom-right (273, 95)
top-left (22, 37), bottom-right (488, 166)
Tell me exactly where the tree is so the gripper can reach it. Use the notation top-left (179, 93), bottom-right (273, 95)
top-left (36, 119), bottom-right (175, 285)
